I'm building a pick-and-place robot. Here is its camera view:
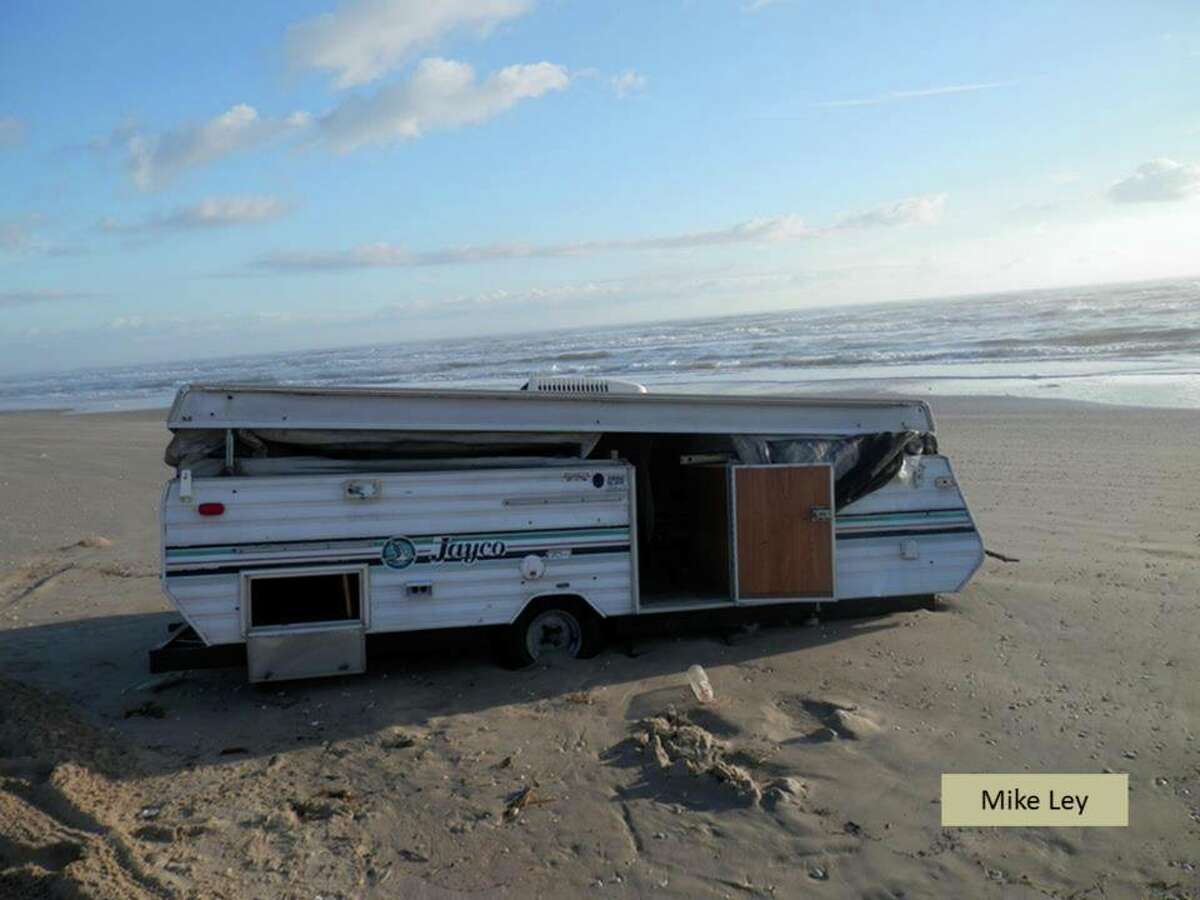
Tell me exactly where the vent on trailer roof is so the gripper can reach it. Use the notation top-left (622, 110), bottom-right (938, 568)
top-left (521, 376), bottom-right (648, 395)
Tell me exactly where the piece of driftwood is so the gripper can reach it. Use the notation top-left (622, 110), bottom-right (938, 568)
top-left (985, 549), bottom-right (1020, 563)
top-left (503, 785), bottom-right (558, 820)
top-left (124, 672), bottom-right (188, 695)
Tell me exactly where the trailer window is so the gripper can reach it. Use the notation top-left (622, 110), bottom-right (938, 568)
top-left (249, 571), bottom-right (362, 628)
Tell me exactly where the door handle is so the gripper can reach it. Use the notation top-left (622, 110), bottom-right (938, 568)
top-left (809, 506), bottom-right (832, 522)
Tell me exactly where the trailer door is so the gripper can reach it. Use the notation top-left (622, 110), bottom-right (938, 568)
top-left (732, 464), bottom-right (835, 602)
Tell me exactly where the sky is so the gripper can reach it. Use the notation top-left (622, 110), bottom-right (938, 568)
top-left (1, 0), bottom-right (1199, 375)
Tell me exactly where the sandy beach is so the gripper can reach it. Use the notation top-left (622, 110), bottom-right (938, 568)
top-left (1, 397), bottom-right (1197, 899)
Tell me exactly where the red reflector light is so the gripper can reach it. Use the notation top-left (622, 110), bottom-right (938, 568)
top-left (197, 502), bottom-right (225, 516)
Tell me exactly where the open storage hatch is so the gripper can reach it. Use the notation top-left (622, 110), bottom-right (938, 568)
top-left (634, 457), bottom-right (836, 608)
top-left (241, 565), bottom-right (368, 682)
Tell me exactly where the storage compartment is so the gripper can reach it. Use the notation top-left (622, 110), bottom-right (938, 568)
top-left (247, 628), bottom-right (365, 683)
top-left (248, 571), bottom-right (362, 628)
top-left (242, 566), bottom-right (368, 682)
top-left (586, 433), bottom-right (837, 608)
top-left (589, 433), bottom-right (736, 606)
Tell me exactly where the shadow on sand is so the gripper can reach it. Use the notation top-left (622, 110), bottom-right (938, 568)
top-left (0, 596), bottom-right (936, 780)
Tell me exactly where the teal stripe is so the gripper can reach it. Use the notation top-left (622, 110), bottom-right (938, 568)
top-left (838, 510), bottom-right (967, 523)
top-left (166, 526), bottom-right (630, 558)
top-left (838, 517), bottom-right (968, 526)
top-left (838, 518), bottom-right (968, 527)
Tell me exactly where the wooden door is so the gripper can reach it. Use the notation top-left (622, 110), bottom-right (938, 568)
top-left (734, 465), bottom-right (834, 600)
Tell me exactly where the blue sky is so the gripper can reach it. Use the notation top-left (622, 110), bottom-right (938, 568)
top-left (1, 0), bottom-right (1198, 375)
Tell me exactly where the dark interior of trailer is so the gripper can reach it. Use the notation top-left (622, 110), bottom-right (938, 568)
top-left (590, 433), bottom-right (738, 606)
top-left (249, 571), bottom-right (362, 628)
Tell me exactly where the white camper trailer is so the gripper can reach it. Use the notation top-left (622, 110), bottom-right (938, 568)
top-left (155, 380), bottom-right (983, 681)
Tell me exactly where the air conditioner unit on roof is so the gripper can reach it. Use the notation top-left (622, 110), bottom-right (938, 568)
top-left (520, 376), bottom-right (648, 395)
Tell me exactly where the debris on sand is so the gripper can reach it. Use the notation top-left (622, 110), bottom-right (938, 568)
top-left (123, 700), bottom-right (166, 719)
top-left (97, 561), bottom-right (155, 578)
top-left (686, 665), bottom-right (715, 704)
top-left (132, 823), bottom-right (176, 843)
top-left (831, 708), bottom-right (881, 740)
top-left (3, 560), bottom-right (73, 604)
top-left (378, 727), bottom-right (418, 750)
top-left (72, 535), bottom-right (114, 549)
top-left (289, 798), bottom-right (336, 822)
top-left (503, 785), bottom-right (558, 821)
top-left (634, 709), bottom-right (762, 804)
top-left (504, 785), bottom-right (533, 820)
top-left (722, 622), bottom-right (760, 646)
top-left (124, 672), bottom-right (187, 695)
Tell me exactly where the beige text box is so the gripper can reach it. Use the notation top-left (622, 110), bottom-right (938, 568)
top-left (941, 774), bottom-right (1128, 827)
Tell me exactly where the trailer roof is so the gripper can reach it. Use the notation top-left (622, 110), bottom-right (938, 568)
top-left (167, 383), bottom-right (935, 435)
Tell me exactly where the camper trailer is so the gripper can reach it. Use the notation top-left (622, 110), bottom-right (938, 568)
top-left (154, 379), bottom-right (983, 681)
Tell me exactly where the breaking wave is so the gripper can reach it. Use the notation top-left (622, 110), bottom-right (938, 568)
top-left (1, 277), bottom-right (1198, 410)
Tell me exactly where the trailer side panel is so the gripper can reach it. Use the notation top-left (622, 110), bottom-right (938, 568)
top-left (162, 463), bottom-right (634, 644)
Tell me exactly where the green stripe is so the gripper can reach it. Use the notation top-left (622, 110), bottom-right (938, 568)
top-left (838, 518), bottom-right (969, 527)
top-left (166, 526), bottom-right (630, 558)
top-left (838, 510), bottom-right (967, 523)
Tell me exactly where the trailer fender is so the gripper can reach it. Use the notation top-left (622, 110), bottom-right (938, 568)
top-left (509, 591), bottom-right (605, 626)
top-left (503, 593), bottom-right (606, 666)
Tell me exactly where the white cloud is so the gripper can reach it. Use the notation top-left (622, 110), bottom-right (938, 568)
top-left (254, 214), bottom-right (813, 271)
top-left (162, 195), bottom-right (292, 228)
top-left (815, 81), bottom-right (1015, 108)
top-left (249, 198), bottom-right (942, 273)
top-left (368, 268), bottom-right (831, 320)
top-left (0, 213), bottom-right (82, 257)
top-left (0, 116), bottom-right (26, 148)
top-left (1108, 158), bottom-right (1200, 203)
top-left (610, 70), bottom-right (646, 98)
top-left (112, 105), bottom-right (310, 190)
top-left (0, 289), bottom-right (97, 309)
top-left (286, 0), bottom-right (532, 88)
top-left (837, 193), bottom-right (946, 228)
top-left (100, 195), bottom-right (292, 234)
top-left (317, 57), bottom-right (569, 151)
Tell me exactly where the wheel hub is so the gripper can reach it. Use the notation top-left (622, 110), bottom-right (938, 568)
top-left (525, 609), bottom-right (583, 660)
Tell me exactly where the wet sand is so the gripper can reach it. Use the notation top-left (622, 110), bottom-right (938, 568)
top-left (1, 398), bottom-right (1197, 898)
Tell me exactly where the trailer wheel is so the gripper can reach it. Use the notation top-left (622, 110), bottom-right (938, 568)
top-left (505, 597), bottom-right (602, 667)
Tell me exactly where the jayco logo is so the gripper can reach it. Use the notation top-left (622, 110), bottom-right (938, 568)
top-left (431, 536), bottom-right (507, 565)
top-left (381, 536), bottom-right (417, 570)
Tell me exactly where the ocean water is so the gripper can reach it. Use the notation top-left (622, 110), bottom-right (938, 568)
top-left (1, 278), bottom-right (1197, 412)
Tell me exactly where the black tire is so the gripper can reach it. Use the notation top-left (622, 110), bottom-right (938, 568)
top-left (503, 597), bottom-right (603, 668)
